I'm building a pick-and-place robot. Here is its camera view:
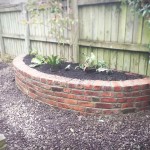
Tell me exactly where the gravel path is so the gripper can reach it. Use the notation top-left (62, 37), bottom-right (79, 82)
top-left (0, 62), bottom-right (150, 150)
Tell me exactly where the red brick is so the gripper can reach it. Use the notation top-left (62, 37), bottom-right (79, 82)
top-left (118, 98), bottom-right (127, 103)
top-left (122, 103), bottom-right (133, 108)
top-left (135, 102), bottom-right (142, 108)
top-left (85, 91), bottom-right (99, 97)
top-left (58, 103), bottom-right (70, 109)
top-left (68, 83), bottom-right (76, 88)
top-left (115, 93), bottom-right (124, 98)
top-left (32, 81), bottom-right (51, 89)
top-left (103, 109), bottom-right (120, 115)
top-left (51, 86), bottom-right (63, 92)
top-left (40, 98), bottom-right (57, 106)
top-left (132, 91), bottom-right (141, 97)
top-left (75, 95), bottom-right (90, 101)
top-left (101, 92), bottom-right (114, 97)
top-left (143, 101), bottom-right (150, 107)
top-left (132, 85), bottom-right (140, 91)
top-left (28, 92), bottom-right (37, 99)
top-left (78, 101), bottom-right (94, 108)
top-left (86, 108), bottom-right (102, 114)
top-left (67, 94), bottom-right (75, 99)
top-left (63, 88), bottom-right (71, 93)
top-left (70, 105), bottom-right (85, 112)
top-left (101, 98), bottom-right (116, 103)
top-left (41, 78), bottom-right (47, 84)
top-left (93, 81), bottom-right (104, 91)
top-left (95, 103), bottom-right (113, 109)
top-left (126, 98), bottom-right (134, 103)
top-left (72, 89), bottom-right (84, 95)
top-left (54, 92), bottom-right (68, 98)
top-left (111, 81), bottom-right (122, 92)
top-left (124, 92), bottom-right (132, 97)
top-left (64, 99), bottom-right (77, 105)
top-left (135, 96), bottom-right (150, 102)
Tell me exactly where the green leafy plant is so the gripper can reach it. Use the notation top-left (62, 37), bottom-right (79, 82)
top-left (78, 53), bottom-right (97, 71)
top-left (45, 55), bottom-right (62, 66)
top-left (29, 54), bottom-right (46, 68)
top-left (25, 0), bottom-right (76, 45)
top-left (97, 60), bottom-right (107, 68)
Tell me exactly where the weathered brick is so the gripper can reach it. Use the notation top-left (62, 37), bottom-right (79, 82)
top-left (101, 98), bottom-right (116, 103)
top-left (101, 92), bottom-right (114, 97)
top-left (51, 86), bottom-right (63, 92)
top-left (111, 81), bottom-right (122, 92)
top-left (95, 103), bottom-right (113, 109)
top-left (115, 93), bottom-right (124, 98)
top-left (117, 98), bottom-right (127, 103)
top-left (40, 78), bottom-right (47, 84)
top-left (92, 97), bottom-right (100, 102)
top-left (72, 89), bottom-right (84, 95)
top-left (122, 103), bottom-right (133, 108)
top-left (63, 88), bottom-right (71, 93)
top-left (85, 91), bottom-right (99, 97)
top-left (103, 109), bottom-right (120, 115)
top-left (86, 108), bottom-right (102, 114)
top-left (28, 92), bottom-right (37, 99)
top-left (121, 108), bottom-right (136, 114)
top-left (135, 96), bottom-right (150, 102)
top-left (78, 101), bottom-right (94, 108)
top-left (126, 98), bottom-right (134, 103)
top-left (64, 99), bottom-right (77, 105)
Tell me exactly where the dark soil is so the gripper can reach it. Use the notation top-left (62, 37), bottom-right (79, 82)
top-left (23, 55), bottom-right (144, 81)
top-left (0, 62), bottom-right (150, 150)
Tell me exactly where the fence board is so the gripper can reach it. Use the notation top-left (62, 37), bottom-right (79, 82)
top-left (117, 50), bottom-right (124, 70)
top-left (0, 2), bottom-right (149, 76)
top-left (111, 4), bottom-right (119, 42)
top-left (104, 4), bottom-right (111, 42)
top-left (125, 6), bottom-right (134, 43)
top-left (118, 3), bottom-right (127, 43)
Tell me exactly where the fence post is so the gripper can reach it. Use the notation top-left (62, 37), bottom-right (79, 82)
top-left (71, 0), bottom-right (79, 63)
top-left (23, 4), bottom-right (30, 54)
top-left (0, 15), bottom-right (5, 58)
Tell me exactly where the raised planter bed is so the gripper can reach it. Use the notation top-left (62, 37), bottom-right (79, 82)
top-left (13, 55), bottom-right (150, 115)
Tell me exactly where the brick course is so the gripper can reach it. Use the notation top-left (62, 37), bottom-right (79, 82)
top-left (13, 55), bottom-right (150, 116)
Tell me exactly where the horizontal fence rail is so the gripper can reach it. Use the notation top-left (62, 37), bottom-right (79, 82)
top-left (0, 0), bottom-right (150, 76)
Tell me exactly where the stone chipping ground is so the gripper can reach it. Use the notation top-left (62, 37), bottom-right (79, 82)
top-left (0, 62), bottom-right (150, 150)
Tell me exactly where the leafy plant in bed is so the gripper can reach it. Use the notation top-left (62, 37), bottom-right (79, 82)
top-left (24, 52), bottom-right (144, 81)
top-left (29, 51), bottom-right (64, 72)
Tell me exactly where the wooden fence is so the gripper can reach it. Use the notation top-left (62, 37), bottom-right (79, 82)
top-left (0, 0), bottom-right (150, 76)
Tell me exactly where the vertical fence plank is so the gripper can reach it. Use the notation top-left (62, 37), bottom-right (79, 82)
top-left (123, 51), bottom-right (131, 72)
top-left (117, 50), bottom-right (124, 71)
top-left (138, 53), bottom-right (148, 75)
top-left (125, 6), bottom-right (134, 43)
top-left (97, 5), bottom-right (105, 41)
top-left (104, 4), bottom-right (111, 42)
top-left (71, 0), bottom-right (79, 62)
top-left (0, 13), bottom-right (5, 58)
top-left (133, 14), bottom-right (143, 44)
top-left (110, 50), bottom-right (117, 69)
top-left (130, 52), bottom-right (139, 73)
top-left (118, 3), bottom-right (127, 43)
top-left (111, 4), bottom-right (119, 42)
top-left (23, 4), bottom-right (30, 54)
top-left (103, 49), bottom-right (110, 68)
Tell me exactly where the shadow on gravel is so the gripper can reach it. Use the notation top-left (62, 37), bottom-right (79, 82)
top-left (0, 64), bottom-right (150, 150)
top-left (0, 62), bottom-right (8, 70)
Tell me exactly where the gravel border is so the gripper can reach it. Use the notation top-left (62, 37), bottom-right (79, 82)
top-left (0, 62), bottom-right (150, 150)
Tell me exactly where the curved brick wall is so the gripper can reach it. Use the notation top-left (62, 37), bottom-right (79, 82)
top-left (13, 55), bottom-right (150, 115)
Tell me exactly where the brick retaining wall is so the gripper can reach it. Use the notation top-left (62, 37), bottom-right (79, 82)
top-left (13, 55), bottom-right (150, 115)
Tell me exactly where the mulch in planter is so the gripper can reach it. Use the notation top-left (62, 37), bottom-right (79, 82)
top-left (0, 62), bottom-right (150, 149)
top-left (23, 55), bottom-right (144, 81)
